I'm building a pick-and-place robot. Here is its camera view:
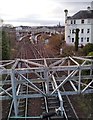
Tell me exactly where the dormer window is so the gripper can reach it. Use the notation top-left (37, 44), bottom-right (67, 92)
top-left (81, 19), bottom-right (84, 24)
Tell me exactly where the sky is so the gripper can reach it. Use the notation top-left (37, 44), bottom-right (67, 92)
top-left (0, 0), bottom-right (92, 26)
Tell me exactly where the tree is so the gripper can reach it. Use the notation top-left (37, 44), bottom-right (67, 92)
top-left (48, 34), bottom-right (63, 51)
top-left (2, 30), bottom-right (10, 60)
top-left (75, 28), bottom-right (80, 51)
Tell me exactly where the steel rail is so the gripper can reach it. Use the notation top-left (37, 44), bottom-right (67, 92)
top-left (39, 43), bottom-right (67, 119)
top-left (62, 86), bottom-right (79, 120)
top-left (3, 35), bottom-right (93, 119)
top-left (51, 71), bottom-right (78, 119)
top-left (42, 43), bottom-right (79, 120)
top-left (31, 42), bottom-right (62, 119)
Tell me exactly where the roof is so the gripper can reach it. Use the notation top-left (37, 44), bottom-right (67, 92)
top-left (68, 10), bottom-right (93, 19)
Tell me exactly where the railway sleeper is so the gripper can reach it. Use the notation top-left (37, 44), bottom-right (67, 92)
top-left (67, 115), bottom-right (72, 118)
top-left (50, 116), bottom-right (64, 119)
top-left (48, 105), bottom-right (59, 109)
top-left (65, 109), bottom-right (69, 112)
top-left (18, 104), bottom-right (25, 108)
top-left (19, 109), bottom-right (25, 112)
top-left (18, 114), bottom-right (24, 117)
top-left (64, 105), bottom-right (69, 108)
top-left (28, 91), bottom-right (38, 94)
top-left (41, 106), bottom-right (46, 110)
top-left (48, 97), bottom-right (58, 101)
top-left (48, 101), bottom-right (59, 104)
top-left (18, 111), bottom-right (25, 116)
top-left (47, 97), bottom-right (58, 100)
top-left (41, 102), bottom-right (46, 106)
top-left (19, 91), bottom-right (26, 94)
top-left (18, 113), bottom-right (25, 116)
top-left (19, 100), bottom-right (26, 103)
top-left (47, 96), bottom-right (58, 100)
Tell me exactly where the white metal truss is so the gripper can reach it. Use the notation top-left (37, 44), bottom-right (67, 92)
top-left (0, 56), bottom-right (93, 118)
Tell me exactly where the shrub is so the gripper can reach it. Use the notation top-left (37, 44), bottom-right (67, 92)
top-left (82, 43), bottom-right (93, 55)
top-left (88, 52), bottom-right (93, 56)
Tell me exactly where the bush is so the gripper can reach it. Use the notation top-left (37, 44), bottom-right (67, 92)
top-left (88, 52), bottom-right (93, 56)
top-left (82, 43), bottom-right (93, 55)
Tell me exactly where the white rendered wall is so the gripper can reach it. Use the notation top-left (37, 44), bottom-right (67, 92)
top-left (65, 19), bottom-right (93, 46)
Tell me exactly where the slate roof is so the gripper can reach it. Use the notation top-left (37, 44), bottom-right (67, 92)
top-left (67, 10), bottom-right (93, 19)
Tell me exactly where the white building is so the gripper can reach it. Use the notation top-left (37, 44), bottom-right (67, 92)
top-left (64, 1), bottom-right (93, 46)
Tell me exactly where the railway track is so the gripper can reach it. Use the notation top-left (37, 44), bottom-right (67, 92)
top-left (23, 40), bottom-right (79, 120)
top-left (38, 43), bottom-right (79, 120)
top-left (41, 81), bottom-right (64, 120)
top-left (3, 36), bottom-right (79, 120)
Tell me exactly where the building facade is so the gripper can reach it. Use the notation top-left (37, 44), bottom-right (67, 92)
top-left (64, 1), bottom-right (93, 46)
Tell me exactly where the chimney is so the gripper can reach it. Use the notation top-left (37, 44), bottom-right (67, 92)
top-left (87, 6), bottom-right (90, 11)
top-left (64, 9), bottom-right (68, 23)
top-left (91, 1), bottom-right (93, 10)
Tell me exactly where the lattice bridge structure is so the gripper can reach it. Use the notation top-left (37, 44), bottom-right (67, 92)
top-left (0, 56), bottom-right (93, 119)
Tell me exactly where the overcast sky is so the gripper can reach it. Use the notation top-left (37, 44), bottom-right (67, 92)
top-left (0, 0), bottom-right (92, 26)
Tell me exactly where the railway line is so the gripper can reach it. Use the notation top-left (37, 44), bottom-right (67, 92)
top-left (14, 38), bottom-right (65, 119)
top-left (36, 42), bottom-right (79, 120)
top-left (22, 39), bottom-right (79, 120)
top-left (1, 35), bottom-right (93, 119)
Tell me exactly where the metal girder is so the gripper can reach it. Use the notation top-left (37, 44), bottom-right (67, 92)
top-left (17, 73), bottom-right (46, 96)
top-left (10, 70), bottom-right (18, 116)
top-left (52, 75), bottom-right (64, 116)
top-left (73, 56), bottom-right (93, 62)
top-left (0, 87), bottom-right (12, 96)
top-left (0, 89), bottom-right (93, 100)
top-left (0, 57), bottom-right (93, 95)
top-left (0, 64), bottom-right (92, 75)
top-left (51, 68), bottom-right (79, 95)
top-left (0, 56), bottom-right (93, 118)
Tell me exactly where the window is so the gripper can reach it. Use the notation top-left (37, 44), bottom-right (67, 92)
top-left (74, 20), bottom-right (76, 24)
top-left (81, 29), bottom-right (84, 33)
top-left (71, 20), bottom-right (73, 24)
top-left (81, 37), bottom-right (83, 42)
top-left (72, 38), bottom-right (74, 42)
top-left (87, 29), bottom-right (90, 33)
top-left (72, 29), bottom-right (75, 34)
top-left (81, 19), bottom-right (84, 24)
top-left (87, 37), bottom-right (89, 42)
